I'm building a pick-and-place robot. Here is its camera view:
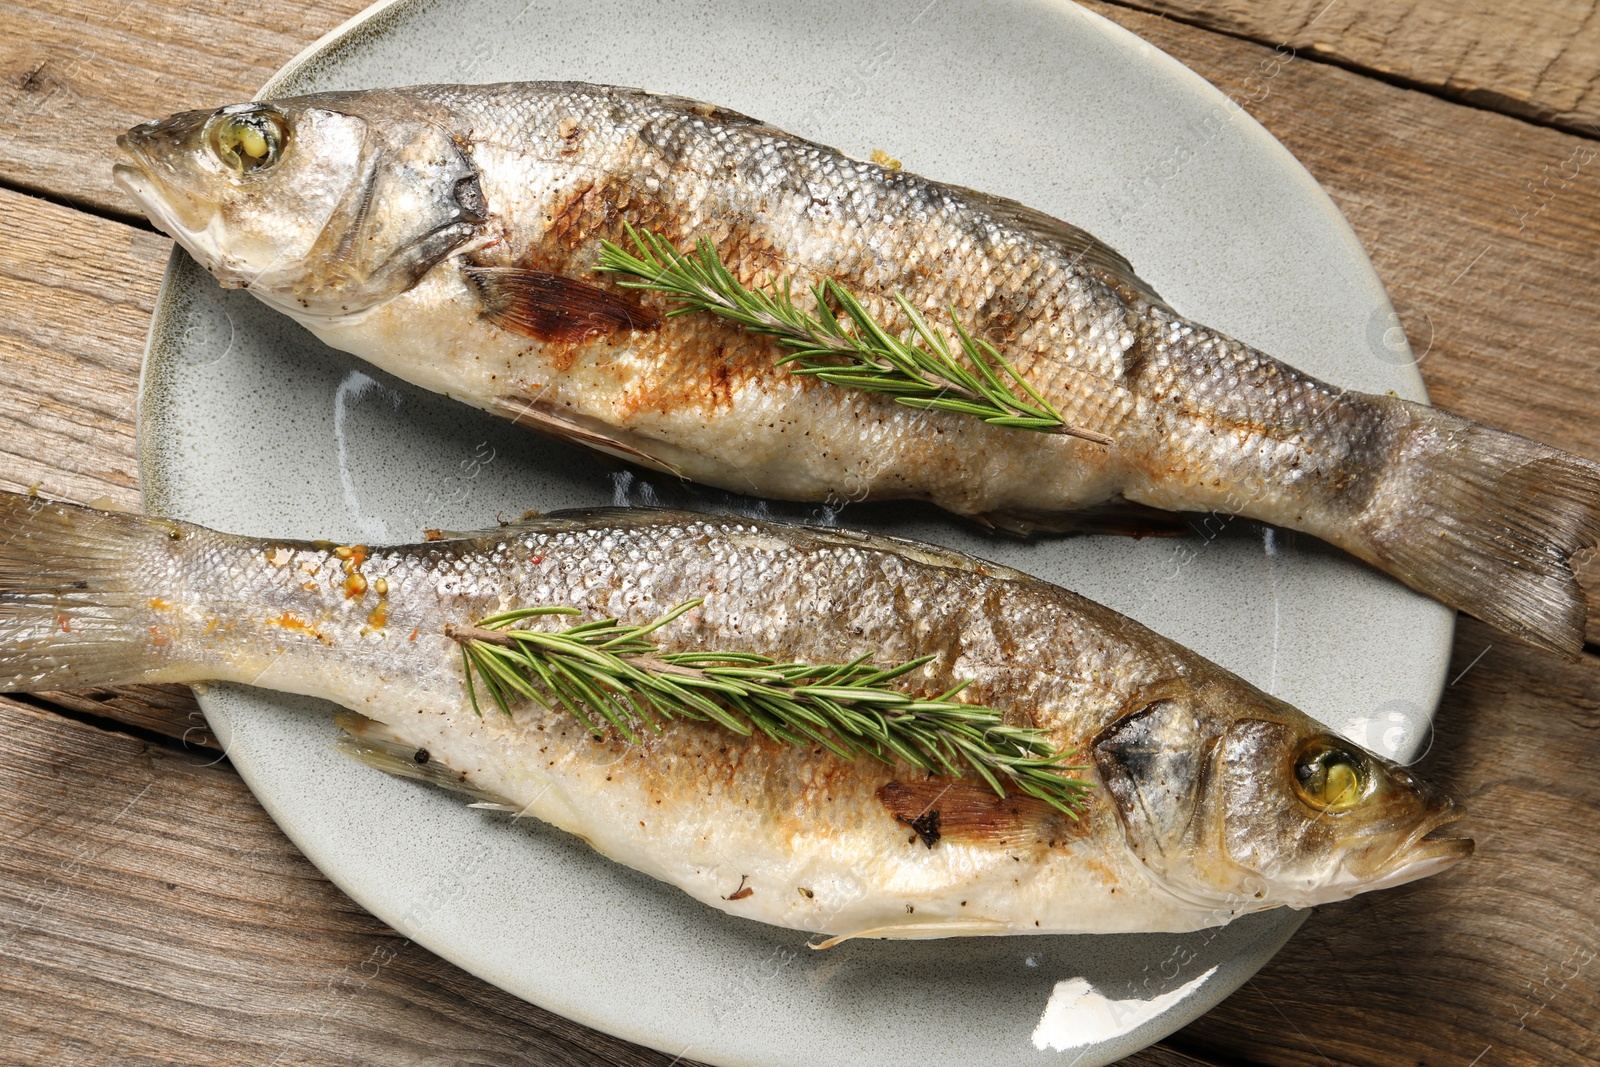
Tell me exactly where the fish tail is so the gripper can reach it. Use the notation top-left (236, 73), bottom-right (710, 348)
top-left (1355, 400), bottom-right (1600, 656)
top-left (0, 491), bottom-right (188, 690)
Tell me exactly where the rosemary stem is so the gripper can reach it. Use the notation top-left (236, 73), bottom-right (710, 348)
top-left (445, 600), bottom-right (1092, 817)
top-left (442, 622), bottom-right (518, 647)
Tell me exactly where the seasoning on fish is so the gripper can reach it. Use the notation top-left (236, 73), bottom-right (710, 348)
top-left (0, 491), bottom-right (1470, 938)
top-left (112, 82), bottom-right (1600, 655)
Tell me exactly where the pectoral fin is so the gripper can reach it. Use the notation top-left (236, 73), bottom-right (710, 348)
top-left (333, 711), bottom-right (519, 809)
top-left (876, 778), bottom-right (1083, 849)
top-left (809, 919), bottom-right (1011, 948)
top-left (465, 266), bottom-right (660, 342)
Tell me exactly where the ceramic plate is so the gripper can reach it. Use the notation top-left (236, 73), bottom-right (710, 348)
top-left (135, 1), bottom-right (1452, 1063)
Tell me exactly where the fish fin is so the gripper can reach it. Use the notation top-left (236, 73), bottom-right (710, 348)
top-left (949, 187), bottom-right (1171, 310)
top-left (809, 919), bottom-right (1012, 949)
top-left (977, 499), bottom-right (1194, 539)
top-left (421, 528), bottom-right (482, 542)
top-left (488, 396), bottom-right (684, 477)
top-left (1360, 399), bottom-right (1600, 656)
top-left (0, 491), bottom-right (190, 690)
top-left (464, 266), bottom-right (660, 342)
top-left (332, 711), bottom-right (520, 809)
top-left (876, 778), bottom-right (1086, 849)
top-left (627, 89), bottom-right (789, 137)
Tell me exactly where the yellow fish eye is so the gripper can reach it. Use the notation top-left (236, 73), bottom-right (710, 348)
top-left (1292, 738), bottom-right (1370, 813)
top-left (209, 108), bottom-right (287, 174)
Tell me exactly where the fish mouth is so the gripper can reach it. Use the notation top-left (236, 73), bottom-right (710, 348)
top-left (112, 135), bottom-right (179, 235)
top-left (111, 159), bottom-right (159, 222)
top-left (1363, 800), bottom-right (1474, 893)
top-left (111, 135), bottom-right (153, 204)
top-left (111, 132), bottom-right (235, 283)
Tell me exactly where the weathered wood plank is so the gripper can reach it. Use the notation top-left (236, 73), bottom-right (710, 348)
top-left (1121, 1050), bottom-right (1234, 1067)
top-left (33, 684), bottom-right (214, 750)
top-left (0, 185), bottom-right (213, 750)
top-left (0, 186), bottom-right (164, 511)
top-left (1173, 617), bottom-right (1600, 1067)
top-left (1105, 0), bottom-right (1600, 139)
top-left (0, 0), bottom-right (368, 218)
top-left (0, 695), bottom-right (694, 1067)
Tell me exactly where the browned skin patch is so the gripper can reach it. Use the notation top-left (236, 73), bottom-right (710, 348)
top-left (482, 177), bottom-right (830, 419)
top-left (876, 778), bottom-right (1089, 848)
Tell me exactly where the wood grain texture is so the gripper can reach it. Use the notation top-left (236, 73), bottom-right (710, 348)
top-left (1105, 0), bottom-right (1600, 138)
top-left (33, 684), bottom-right (213, 749)
top-left (0, 695), bottom-right (693, 1067)
top-left (0, 186), bottom-right (165, 510)
top-left (0, 0), bottom-right (369, 218)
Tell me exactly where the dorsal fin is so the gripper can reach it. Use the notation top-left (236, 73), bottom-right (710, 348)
top-left (465, 266), bottom-right (660, 342)
top-left (950, 186), bottom-right (1171, 310)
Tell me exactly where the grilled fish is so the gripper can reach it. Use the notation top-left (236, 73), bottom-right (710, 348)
top-left (0, 491), bottom-right (1468, 937)
top-left (112, 81), bottom-right (1600, 655)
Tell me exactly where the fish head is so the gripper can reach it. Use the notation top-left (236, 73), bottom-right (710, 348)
top-left (1093, 695), bottom-right (1471, 914)
top-left (114, 92), bottom-right (485, 320)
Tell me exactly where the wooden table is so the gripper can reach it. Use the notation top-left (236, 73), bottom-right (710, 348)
top-left (2, 1), bottom-right (1598, 1063)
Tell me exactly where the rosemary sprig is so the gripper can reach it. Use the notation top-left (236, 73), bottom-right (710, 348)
top-left (445, 598), bottom-right (1091, 817)
top-left (595, 224), bottom-right (1112, 445)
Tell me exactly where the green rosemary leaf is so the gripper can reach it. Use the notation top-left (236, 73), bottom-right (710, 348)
top-left (607, 597), bottom-right (702, 645)
top-left (462, 645), bottom-right (487, 719)
top-left (478, 605), bottom-right (582, 629)
top-left (445, 601), bottom-right (1091, 815)
top-left (594, 225), bottom-right (1114, 447)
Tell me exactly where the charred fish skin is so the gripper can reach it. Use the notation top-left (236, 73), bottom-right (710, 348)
top-left (115, 82), bottom-right (1600, 656)
top-left (0, 492), bottom-right (1469, 938)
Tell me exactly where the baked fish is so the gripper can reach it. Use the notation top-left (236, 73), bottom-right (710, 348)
top-left (0, 491), bottom-right (1469, 937)
top-left (112, 82), bottom-right (1600, 655)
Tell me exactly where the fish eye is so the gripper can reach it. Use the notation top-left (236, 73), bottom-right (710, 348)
top-left (208, 106), bottom-right (287, 174)
top-left (1292, 738), bottom-right (1370, 813)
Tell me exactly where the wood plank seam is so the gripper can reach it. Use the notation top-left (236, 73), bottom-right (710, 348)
top-left (10, 691), bottom-right (221, 757)
top-left (0, 175), bottom-right (159, 235)
top-left (1096, 0), bottom-right (1600, 143)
